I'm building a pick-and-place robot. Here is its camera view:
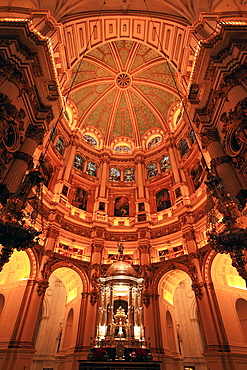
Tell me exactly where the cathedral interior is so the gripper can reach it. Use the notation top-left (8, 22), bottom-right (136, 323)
top-left (0, 1), bottom-right (247, 370)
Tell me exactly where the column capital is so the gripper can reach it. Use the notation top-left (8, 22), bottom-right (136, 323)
top-left (200, 129), bottom-right (219, 149)
top-left (210, 155), bottom-right (231, 169)
top-left (13, 150), bottom-right (34, 169)
top-left (26, 124), bottom-right (45, 145)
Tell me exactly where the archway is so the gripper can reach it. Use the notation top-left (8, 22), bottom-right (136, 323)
top-left (158, 269), bottom-right (206, 370)
top-left (31, 267), bottom-right (83, 370)
top-left (211, 253), bottom-right (247, 346)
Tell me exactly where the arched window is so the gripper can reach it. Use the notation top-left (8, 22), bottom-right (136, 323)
top-left (160, 155), bottom-right (171, 173)
top-left (179, 139), bottom-right (189, 158)
top-left (236, 298), bottom-right (247, 343)
top-left (114, 196), bottom-right (129, 217)
top-left (114, 145), bottom-right (131, 153)
top-left (148, 136), bottom-right (162, 149)
top-left (156, 189), bottom-right (171, 212)
top-left (55, 137), bottom-right (65, 155)
top-left (124, 168), bottom-right (135, 182)
top-left (109, 167), bottom-right (121, 182)
top-left (83, 134), bottom-right (97, 147)
top-left (147, 163), bottom-right (158, 178)
top-left (50, 127), bottom-right (56, 142)
top-left (189, 129), bottom-right (196, 145)
top-left (86, 161), bottom-right (97, 177)
top-left (73, 187), bottom-right (88, 210)
top-left (74, 154), bottom-right (84, 171)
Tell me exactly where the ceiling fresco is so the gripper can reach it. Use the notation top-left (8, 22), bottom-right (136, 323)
top-left (68, 40), bottom-right (179, 147)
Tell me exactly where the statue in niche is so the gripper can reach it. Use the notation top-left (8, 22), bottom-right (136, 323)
top-left (114, 196), bottom-right (129, 217)
top-left (156, 189), bottom-right (171, 212)
top-left (190, 161), bottom-right (203, 190)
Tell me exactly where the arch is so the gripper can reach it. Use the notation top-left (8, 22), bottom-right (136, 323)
top-left (166, 310), bottom-right (177, 352)
top-left (0, 250), bottom-right (31, 284)
top-left (63, 15), bottom-right (188, 77)
top-left (50, 266), bottom-right (83, 303)
top-left (236, 298), bottom-right (247, 343)
top-left (211, 253), bottom-right (246, 289)
top-left (62, 308), bottom-right (74, 349)
top-left (158, 269), bottom-right (190, 305)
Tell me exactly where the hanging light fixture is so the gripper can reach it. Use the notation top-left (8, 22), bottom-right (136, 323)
top-left (0, 169), bottom-right (44, 271)
top-left (205, 169), bottom-right (247, 282)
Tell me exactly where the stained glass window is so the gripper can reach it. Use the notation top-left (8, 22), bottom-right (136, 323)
top-left (86, 161), bottom-right (97, 177)
top-left (109, 167), bottom-right (121, 182)
top-left (83, 134), bottom-right (97, 147)
top-left (115, 145), bottom-right (131, 152)
top-left (160, 155), bottom-right (171, 172)
top-left (50, 127), bottom-right (56, 141)
top-left (74, 154), bottom-right (84, 171)
top-left (189, 129), bottom-right (196, 145)
top-left (179, 139), bottom-right (189, 158)
top-left (147, 162), bottom-right (158, 178)
top-left (148, 136), bottom-right (162, 149)
top-left (124, 168), bottom-right (135, 182)
top-left (55, 137), bottom-right (65, 155)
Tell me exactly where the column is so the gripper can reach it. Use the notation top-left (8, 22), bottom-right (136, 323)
top-left (99, 154), bottom-right (109, 198)
top-left (62, 140), bottom-right (77, 181)
top-left (168, 140), bottom-right (180, 183)
top-left (135, 154), bottom-right (145, 199)
top-left (3, 125), bottom-right (45, 193)
top-left (106, 284), bottom-right (114, 338)
top-left (128, 287), bottom-right (134, 338)
top-left (201, 129), bottom-right (243, 196)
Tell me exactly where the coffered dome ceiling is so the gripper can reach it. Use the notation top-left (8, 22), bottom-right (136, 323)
top-left (68, 40), bottom-right (179, 147)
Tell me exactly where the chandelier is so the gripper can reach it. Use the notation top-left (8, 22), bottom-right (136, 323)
top-left (0, 169), bottom-right (44, 271)
top-left (205, 169), bottom-right (247, 282)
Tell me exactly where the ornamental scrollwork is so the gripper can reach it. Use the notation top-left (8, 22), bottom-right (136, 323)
top-left (37, 279), bottom-right (49, 296)
top-left (41, 253), bottom-right (60, 279)
top-left (14, 150), bottom-right (34, 170)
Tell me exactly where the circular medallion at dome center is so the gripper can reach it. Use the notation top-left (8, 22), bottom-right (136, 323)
top-left (116, 73), bottom-right (131, 88)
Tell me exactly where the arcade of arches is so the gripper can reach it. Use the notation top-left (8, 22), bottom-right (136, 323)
top-left (0, 1), bottom-right (247, 370)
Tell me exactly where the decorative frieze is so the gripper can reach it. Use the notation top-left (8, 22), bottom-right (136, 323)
top-left (61, 220), bottom-right (92, 237)
top-left (150, 222), bottom-right (181, 239)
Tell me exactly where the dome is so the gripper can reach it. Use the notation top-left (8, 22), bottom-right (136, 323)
top-left (106, 260), bottom-right (137, 277)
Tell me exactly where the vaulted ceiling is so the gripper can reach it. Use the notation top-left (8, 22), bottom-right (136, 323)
top-left (1, 0), bottom-right (245, 23)
top-left (68, 40), bottom-right (179, 147)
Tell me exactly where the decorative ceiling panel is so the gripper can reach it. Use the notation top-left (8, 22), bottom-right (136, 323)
top-left (68, 40), bottom-right (179, 147)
